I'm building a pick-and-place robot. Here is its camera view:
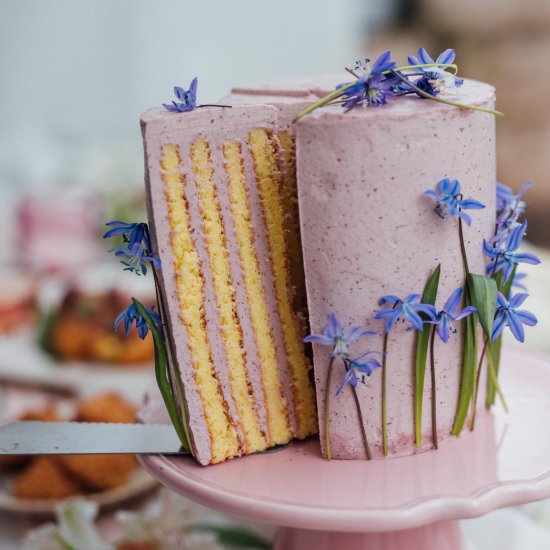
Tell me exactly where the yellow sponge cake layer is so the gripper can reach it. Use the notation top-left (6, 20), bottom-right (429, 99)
top-left (249, 129), bottom-right (317, 438)
top-left (190, 139), bottom-right (266, 453)
top-left (161, 144), bottom-right (238, 463)
top-left (223, 140), bottom-right (292, 444)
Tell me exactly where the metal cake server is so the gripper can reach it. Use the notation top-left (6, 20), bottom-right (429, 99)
top-left (0, 421), bottom-right (186, 455)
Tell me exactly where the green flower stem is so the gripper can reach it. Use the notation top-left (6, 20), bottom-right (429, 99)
top-left (472, 336), bottom-right (508, 431)
top-left (392, 71), bottom-right (503, 117)
top-left (382, 332), bottom-right (389, 456)
top-left (351, 384), bottom-right (372, 460)
top-left (470, 335), bottom-right (489, 431)
top-left (487, 349), bottom-right (509, 413)
top-left (451, 211), bottom-right (478, 436)
top-left (429, 325), bottom-right (438, 449)
top-left (150, 262), bottom-right (192, 451)
top-left (294, 83), bottom-right (354, 122)
top-left (324, 355), bottom-right (335, 461)
top-left (385, 62), bottom-right (458, 76)
top-left (458, 215), bottom-right (470, 278)
top-left (486, 264), bottom-right (516, 408)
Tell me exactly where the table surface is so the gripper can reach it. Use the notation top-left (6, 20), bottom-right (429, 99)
top-left (140, 344), bottom-right (550, 532)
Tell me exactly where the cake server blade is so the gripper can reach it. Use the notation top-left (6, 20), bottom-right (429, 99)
top-left (0, 421), bottom-right (186, 455)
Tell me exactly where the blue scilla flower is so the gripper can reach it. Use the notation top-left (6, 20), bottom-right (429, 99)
top-left (492, 181), bottom-right (533, 246)
top-left (337, 51), bottom-right (397, 110)
top-left (336, 352), bottom-right (383, 396)
top-left (110, 242), bottom-right (161, 276)
top-left (408, 47), bottom-right (463, 88)
top-left (492, 292), bottom-right (537, 342)
top-left (304, 313), bottom-right (377, 358)
top-left (414, 75), bottom-right (441, 97)
top-left (429, 287), bottom-right (477, 342)
top-left (163, 77), bottom-right (198, 113)
top-left (103, 221), bottom-right (150, 251)
top-left (483, 220), bottom-right (540, 282)
top-left (375, 294), bottom-right (436, 332)
top-left (115, 303), bottom-right (163, 340)
top-left (496, 181), bottom-right (531, 221)
top-left (425, 178), bottom-right (485, 226)
top-left (496, 183), bottom-right (515, 213)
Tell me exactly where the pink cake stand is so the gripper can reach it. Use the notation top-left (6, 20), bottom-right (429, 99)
top-left (139, 345), bottom-right (550, 550)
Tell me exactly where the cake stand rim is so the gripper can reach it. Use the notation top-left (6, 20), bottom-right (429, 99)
top-left (139, 343), bottom-right (550, 532)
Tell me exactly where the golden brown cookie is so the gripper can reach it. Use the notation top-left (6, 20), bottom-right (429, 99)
top-left (11, 457), bottom-right (85, 499)
top-left (75, 392), bottom-right (136, 424)
top-left (57, 454), bottom-right (136, 491)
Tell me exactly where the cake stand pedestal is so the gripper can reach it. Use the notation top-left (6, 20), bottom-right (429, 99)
top-left (139, 345), bottom-right (550, 550)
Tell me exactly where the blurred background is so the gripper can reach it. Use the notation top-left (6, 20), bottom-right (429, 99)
top-left (0, 1), bottom-right (549, 548)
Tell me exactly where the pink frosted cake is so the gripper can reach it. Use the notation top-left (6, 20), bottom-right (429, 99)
top-left (134, 49), bottom-right (538, 465)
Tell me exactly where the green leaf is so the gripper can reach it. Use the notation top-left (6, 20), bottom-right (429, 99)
top-left (452, 284), bottom-right (478, 436)
top-left (414, 264), bottom-right (441, 448)
top-left (132, 298), bottom-right (191, 452)
top-left (190, 525), bottom-right (271, 549)
top-left (468, 274), bottom-right (497, 340)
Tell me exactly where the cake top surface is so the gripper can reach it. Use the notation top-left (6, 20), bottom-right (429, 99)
top-left (301, 78), bottom-right (494, 122)
top-left (226, 77), bottom-right (494, 122)
top-left (140, 103), bottom-right (277, 127)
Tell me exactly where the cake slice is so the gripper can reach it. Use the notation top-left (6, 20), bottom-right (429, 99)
top-left (141, 105), bottom-right (317, 464)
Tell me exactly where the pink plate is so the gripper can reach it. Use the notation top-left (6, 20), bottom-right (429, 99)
top-left (139, 345), bottom-right (550, 548)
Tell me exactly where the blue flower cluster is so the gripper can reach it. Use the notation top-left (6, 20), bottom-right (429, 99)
top-left (305, 314), bottom-right (380, 395)
top-left (375, 290), bottom-right (476, 343)
top-left (484, 182), bottom-right (540, 283)
top-left (337, 47), bottom-right (462, 111)
top-left (483, 221), bottom-right (540, 283)
top-left (306, 286), bottom-right (479, 396)
top-left (104, 221), bottom-right (164, 341)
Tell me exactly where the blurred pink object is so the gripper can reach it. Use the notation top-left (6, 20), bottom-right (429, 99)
top-left (16, 188), bottom-right (104, 273)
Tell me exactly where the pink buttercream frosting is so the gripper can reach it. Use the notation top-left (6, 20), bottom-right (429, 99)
top-left (295, 79), bottom-right (496, 459)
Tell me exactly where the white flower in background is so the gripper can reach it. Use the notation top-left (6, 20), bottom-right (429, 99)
top-left (22, 499), bottom-right (112, 550)
top-left (116, 489), bottom-right (222, 550)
